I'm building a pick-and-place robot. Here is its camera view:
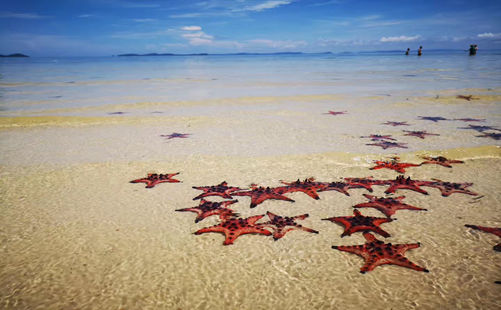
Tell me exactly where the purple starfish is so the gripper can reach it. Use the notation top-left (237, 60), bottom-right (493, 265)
top-left (403, 130), bottom-right (440, 139)
top-left (458, 125), bottom-right (501, 132)
top-left (418, 116), bottom-right (449, 122)
top-left (366, 141), bottom-right (408, 149)
top-left (475, 132), bottom-right (501, 140)
top-left (161, 132), bottom-right (191, 139)
top-left (360, 134), bottom-right (396, 141)
top-left (454, 118), bottom-right (486, 122)
top-left (381, 121), bottom-right (410, 127)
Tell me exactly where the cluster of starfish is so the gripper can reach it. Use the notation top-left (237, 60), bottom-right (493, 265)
top-left (370, 156), bottom-right (464, 173)
top-left (458, 124), bottom-right (501, 141)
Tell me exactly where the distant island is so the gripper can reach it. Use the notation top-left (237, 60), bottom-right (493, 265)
top-left (0, 53), bottom-right (29, 57)
top-left (117, 52), bottom-right (332, 57)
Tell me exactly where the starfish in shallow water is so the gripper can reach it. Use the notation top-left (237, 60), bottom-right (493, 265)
top-left (324, 110), bottom-right (347, 115)
top-left (360, 134), bottom-right (396, 141)
top-left (385, 175), bottom-right (429, 195)
top-left (176, 199), bottom-right (239, 223)
top-left (232, 185), bottom-right (295, 208)
top-left (323, 209), bottom-right (393, 238)
top-left (465, 224), bottom-right (501, 252)
top-left (456, 95), bottom-right (478, 101)
top-left (277, 178), bottom-right (327, 200)
top-left (458, 124), bottom-right (501, 132)
top-left (192, 181), bottom-right (244, 200)
top-left (353, 194), bottom-right (427, 218)
top-left (366, 141), bottom-right (408, 150)
top-left (419, 156), bottom-right (464, 168)
top-left (317, 181), bottom-right (352, 196)
top-left (418, 116), bottom-right (449, 122)
top-left (420, 178), bottom-right (478, 197)
top-left (344, 177), bottom-right (388, 192)
top-left (454, 118), bottom-right (485, 122)
top-left (160, 132), bottom-right (191, 139)
top-left (475, 132), bottom-right (501, 140)
top-left (332, 232), bottom-right (429, 273)
top-left (261, 212), bottom-right (318, 240)
top-left (403, 130), bottom-right (440, 139)
top-left (370, 157), bottom-right (420, 173)
top-left (381, 121), bottom-right (410, 126)
top-left (194, 215), bottom-right (271, 245)
top-left (130, 172), bottom-right (181, 188)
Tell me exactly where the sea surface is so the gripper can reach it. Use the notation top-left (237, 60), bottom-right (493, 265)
top-left (1, 50), bottom-right (501, 114)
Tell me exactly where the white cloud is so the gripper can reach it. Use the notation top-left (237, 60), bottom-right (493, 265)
top-left (133, 18), bottom-right (157, 22)
top-left (477, 32), bottom-right (501, 38)
top-left (182, 32), bottom-right (214, 40)
top-left (0, 11), bottom-right (49, 19)
top-left (380, 35), bottom-right (421, 42)
top-left (242, 1), bottom-right (292, 12)
top-left (78, 14), bottom-right (94, 18)
top-left (181, 26), bottom-right (202, 31)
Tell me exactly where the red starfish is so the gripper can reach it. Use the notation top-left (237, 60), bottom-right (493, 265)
top-left (232, 186), bottom-right (295, 208)
top-left (403, 130), bottom-right (440, 139)
top-left (194, 215), bottom-right (271, 245)
top-left (175, 199), bottom-right (239, 223)
top-left (353, 194), bottom-right (427, 218)
top-left (277, 178), bottom-right (327, 200)
top-left (160, 132), bottom-right (191, 139)
top-left (130, 172), bottom-right (181, 188)
top-left (324, 110), bottom-right (347, 115)
top-left (192, 181), bottom-right (244, 200)
top-left (456, 95), bottom-right (478, 101)
top-left (381, 121), bottom-right (410, 126)
top-left (420, 156), bottom-right (464, 168)
top-left (453, 118), bottom-right (485, 122)
top-left (332, 232), bottom-right (429, 273)
top-left (384, 175), bottom-right (429, 195)
top-left (360, 134), bottom-right (396, 141)
top-left (420, 179), bottom-right (478, 197)
top-left (465, 224), bottom-right (501, 252)
top-left (317, 181), bottom-right (352, 196)
top-left (344, 177), bottom-right (387, 192)
top-left (370, 157), bottom-right (420, 173)
top-left (261, 211), bottom-right (319, 240)
top-left (366, 141), bottom-right (408, 149)
top-left (323, 209), bottom-right (393, 238)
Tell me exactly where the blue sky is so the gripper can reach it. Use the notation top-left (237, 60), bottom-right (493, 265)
top-left (1, 0), bottom-right (500, 56)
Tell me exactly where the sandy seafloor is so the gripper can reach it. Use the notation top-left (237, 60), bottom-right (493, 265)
top-left (1, 88), bottom-right (501, 309)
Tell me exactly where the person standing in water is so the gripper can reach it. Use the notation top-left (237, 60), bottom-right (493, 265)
top-left (405, 48), bottom-right (410, 55)
top-left (417, 46), bottom-right (422, 56)
top-left (469, 44), bottom-right (478, 55)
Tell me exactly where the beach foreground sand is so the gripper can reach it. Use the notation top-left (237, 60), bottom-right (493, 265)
top-left (0, 89), bottom-right (500, 309)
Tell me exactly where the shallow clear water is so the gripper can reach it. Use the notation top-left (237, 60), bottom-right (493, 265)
top-left (1, 51), bottom-right (500, 113)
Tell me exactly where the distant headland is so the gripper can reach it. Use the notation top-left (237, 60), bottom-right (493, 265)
top-left (117, 52), bottom-right (332, 57)
top-left (0, 53), bottom-right (29, 57)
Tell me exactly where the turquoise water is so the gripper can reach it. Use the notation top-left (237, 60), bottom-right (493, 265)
top-left (1, 51), bottom-right (500, 113)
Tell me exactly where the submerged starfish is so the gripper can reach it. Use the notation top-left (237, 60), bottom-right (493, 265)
top-left (418, 116), bottom-right (449, 122)
top-left (332, 232), bottom-right (428, 273)
top-left (194, 215), bottom-right (271, 245)
top-left (160, 132), bottom-right (191, 139)
top-left (475, 132), bottom-right (501, 140)
top-left (317, 181), bottom-right (352, 196)
top-left (366, 141), bottom-right (408, 149)
top-left (232, 186), bottom-right (295, 208)
top-left (176, 199), bottom-right (239, 223)
top-left (344, 177), bottom-right (388, 192)
top-left (381, 121), bottom-right (410, 127)
top-left (323, 209), bottom-right (393, 238)
top-left (360, 134), bottom-right (396, 141)
top-left (353, 194), bottom-right (427, 218)
top-left (277, 178), bottom-right (326, 200)
top-left (370, 157), bottom-right (420, 173)
top-left (454, 118), bottom-right (485, 122)
top-left (419, 156), bottom-right (464, 168)
top-left (261, 212), bottom-right (318, 240)
top-left (192, 181), bottom-right (244, 200)
top-left (324, 110), bottom-right (347, 115)
top-left (465, 224), bottom-right (501, 252)
top-left (420, 179), bottom-right (478, 197)
top-left (403, 130), bottom-right (440, 139)
top-left (458, 124), bottom-right (501, 132)
top-left (384, 175), bottom-right (429, 195)
top-left (130, 172), bottom-right (181, 188)
top-left (456, 95), bottom-right (478, 101)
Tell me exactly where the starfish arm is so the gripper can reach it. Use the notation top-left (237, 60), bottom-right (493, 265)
top-left (194, 225), bottom-right (226, 235)
top-left (292, 214), bottom-right (310, 221)
top-left (221, 200), bottom-right (239, 207)
top-left (465, 225), bottom-right (501, 238)
top-left (250, 193), bottom-right (295, 208)
top-left (365, 256), bottom-right (428, 273)
top-left (353, 204), bottom-right (394, 218)
top-left (332, 244), bottom-right (365, 256)
top-left (175, 207), bottom-right (203, 216)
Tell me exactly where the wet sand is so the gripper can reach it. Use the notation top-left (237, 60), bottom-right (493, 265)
top-left (0, 89), bottom-right (500, 309)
